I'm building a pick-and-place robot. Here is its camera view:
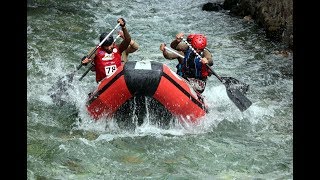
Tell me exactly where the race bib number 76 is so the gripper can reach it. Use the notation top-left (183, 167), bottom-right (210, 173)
top-left (105, 65), bottom-right (117, 78)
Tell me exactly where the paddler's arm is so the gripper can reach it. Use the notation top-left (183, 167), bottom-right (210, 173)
top-left (203, 49), bottom-right (213, 66)
top-left (160, 43), bottom-right (184, 60)
top-left (81, 47), bottom-right (96, 65)
top-left (126, 39), bottom-right (139, 53)
top-left (118, 30), bottom-right (139, 54)
top-left (117, 18), bottom-right (131, 54)
top-left (170, 32), bottom-right (184, 50)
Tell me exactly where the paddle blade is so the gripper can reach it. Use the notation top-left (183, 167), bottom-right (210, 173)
top-left (221, 76), bottom-right (249, 94)
top-left (226, 87), bottom-right (252, 112)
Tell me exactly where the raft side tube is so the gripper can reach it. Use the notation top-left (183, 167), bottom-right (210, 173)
top-left (153, 64), bottom-right (207, 123)
top-left (86, 65), bottom-right (132, 120)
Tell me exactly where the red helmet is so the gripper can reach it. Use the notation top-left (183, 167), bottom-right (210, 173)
top-left (191, 34), bottom-right (207, 50)
top-left (187, 34), bottom-right (196, 42)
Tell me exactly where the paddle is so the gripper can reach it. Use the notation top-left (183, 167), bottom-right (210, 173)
top-left (48, 23), bottom-right (121, 102)
top-left (164, 43), bottom-right (252, 112)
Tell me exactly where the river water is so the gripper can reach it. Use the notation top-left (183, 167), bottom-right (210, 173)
top-left (27, 0), bottom-right (293, 179)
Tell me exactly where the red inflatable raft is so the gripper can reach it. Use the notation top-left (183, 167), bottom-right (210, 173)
top-left (86, 60), bottom-right (208, 125)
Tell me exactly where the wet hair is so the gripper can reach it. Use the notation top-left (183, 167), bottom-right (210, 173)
top-left (99, 32), bottom-right (114, 46)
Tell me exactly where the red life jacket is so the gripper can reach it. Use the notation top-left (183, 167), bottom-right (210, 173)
top-left (94, 45), bottom-right (122, 83)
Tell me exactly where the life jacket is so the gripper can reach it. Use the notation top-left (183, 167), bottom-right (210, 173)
top-left (176, 63), bottom-right (183, 76)
top-left (180, 48), bottom-right (210, 81)
top-left (94, 45), bottom-right (122, 83)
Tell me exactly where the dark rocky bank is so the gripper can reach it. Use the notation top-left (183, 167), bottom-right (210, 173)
top-left (202, 0), bottom-right (293, 51)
